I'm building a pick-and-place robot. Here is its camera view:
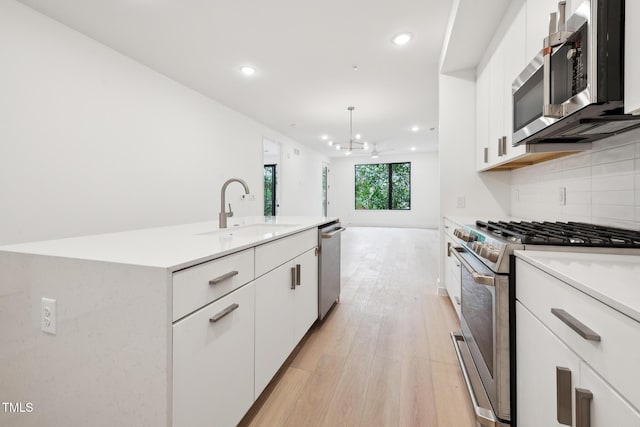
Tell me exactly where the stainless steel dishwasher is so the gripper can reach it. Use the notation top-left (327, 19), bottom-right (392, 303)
top-left (318, 222), bottom-right (345, 320)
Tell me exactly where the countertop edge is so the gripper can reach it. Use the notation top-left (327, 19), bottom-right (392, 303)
top-left (514, 250), bottom-right (640, 324)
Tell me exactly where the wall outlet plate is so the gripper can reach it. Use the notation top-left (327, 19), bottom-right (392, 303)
top-left (41, 298), bottom-right (56, 335)
top-left (456, 195), bottom-right (465, 208)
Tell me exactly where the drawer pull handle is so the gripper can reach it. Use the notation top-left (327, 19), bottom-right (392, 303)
top-left (551, 308), bottom-right (601, 342)
top-left (208, 270), bottom-right (239, 285)
top-left (556, 367), bottom-right (572, 425)
top-left (291, 267), bottom-right (296, 290)
top-left (575, 388), bottom-right (593, 427)
top-left (209, 303), bottom-right (239, 323)
top-left (295, 264), bottom-right (301, 286)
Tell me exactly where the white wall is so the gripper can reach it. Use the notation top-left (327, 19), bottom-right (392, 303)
top-left (0, 0), bottom-right (329, 245)
top-left (329, 152), bottom-right (440, 228)
top-left (511, 128), bottom-right (640, 230)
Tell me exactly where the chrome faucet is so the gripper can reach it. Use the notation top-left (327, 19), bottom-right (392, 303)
top-left (219, 178), bottom-right (251, 228)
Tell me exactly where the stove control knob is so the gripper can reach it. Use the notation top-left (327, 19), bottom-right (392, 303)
top-left (487, 250), bottom-right (500, 262)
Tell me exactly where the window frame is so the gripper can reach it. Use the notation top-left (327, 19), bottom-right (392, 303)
top-left (353, 161), bottom-right (411, 210)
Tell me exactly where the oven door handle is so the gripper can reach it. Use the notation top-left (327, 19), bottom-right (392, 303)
top-left (450, 247), bottom-right (495, 287)
top-left (451, 332), bottom-right (497, 427)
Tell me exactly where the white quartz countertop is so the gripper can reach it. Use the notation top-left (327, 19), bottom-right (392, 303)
top-left (0, 216), bottom-right (338, 270)
top-left (515, 250), bottom-right (640, 323)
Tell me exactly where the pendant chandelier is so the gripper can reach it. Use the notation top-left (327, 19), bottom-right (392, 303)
top-left (342, 106), bottom-right (368, 155)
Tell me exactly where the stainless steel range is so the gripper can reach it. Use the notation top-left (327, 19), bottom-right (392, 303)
top-left (448, 220), bottom-right (640, 427)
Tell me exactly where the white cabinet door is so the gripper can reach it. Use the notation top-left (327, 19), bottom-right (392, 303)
top-left (526, 0), bottom-right (562, 61)
top-left (444, 234), bottom-right (461, 317)
top-left (579, 362), bottom-right (640, 427)
top-left (502, 3), bottom-right (527, 160)
top-left (173, 282), bottom-right (255, 427)
top-left (254, 261), bottom-right (296, 397)
top-left (293, 248), bottom-right (318, 344)
top-left (517, 302), bottom-right (581, 427)
top-left (489, 40), bottom-right (505, 166)
top-left (476, 62), bottom-right (490, 171)
top-left (625, 0), bottom-right (640, 114)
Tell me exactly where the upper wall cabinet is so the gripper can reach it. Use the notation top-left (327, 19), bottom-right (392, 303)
top-left (525, 0), bottom-right (562, 61)
top-left (476, 2), bottom-right (527, 171)
top-left (626, 0), bottom-right (640, 114)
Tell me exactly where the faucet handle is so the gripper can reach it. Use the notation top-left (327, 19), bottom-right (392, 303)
top-left (227, 203), bottom-right (234, 218)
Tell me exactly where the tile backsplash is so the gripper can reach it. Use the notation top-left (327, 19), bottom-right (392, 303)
top-left (511, 128), bottom-right (640, 231)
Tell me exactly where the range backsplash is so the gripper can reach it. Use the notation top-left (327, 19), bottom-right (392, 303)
top-left (511, 128), bottom-right (640, 231)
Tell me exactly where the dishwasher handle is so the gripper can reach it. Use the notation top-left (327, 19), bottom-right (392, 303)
top-left (321, 227), bottom-right (346, 239)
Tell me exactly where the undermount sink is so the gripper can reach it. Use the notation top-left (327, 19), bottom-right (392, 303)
top-left (197, 223), bottom-right (300, 238)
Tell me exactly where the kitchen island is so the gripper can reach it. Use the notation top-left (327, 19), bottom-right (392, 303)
top-left (0, 216), bottom-right (337, 427)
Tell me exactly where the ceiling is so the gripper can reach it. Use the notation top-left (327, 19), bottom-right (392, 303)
top-left (18, 0), bottom-right (453, 158)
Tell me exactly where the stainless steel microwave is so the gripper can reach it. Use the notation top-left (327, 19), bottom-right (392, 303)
top-left (512, 0), bottom-right (640, 146)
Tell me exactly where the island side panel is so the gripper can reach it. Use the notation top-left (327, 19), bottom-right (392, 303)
top-left (0, 251), bottom-right (171, 427)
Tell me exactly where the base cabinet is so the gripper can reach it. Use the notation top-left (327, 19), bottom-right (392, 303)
top-left (255, 247), bottom-right (318, 397)
top-left (172, 281), bottom-right (255, 427)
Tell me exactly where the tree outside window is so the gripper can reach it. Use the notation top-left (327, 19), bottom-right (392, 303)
top-left (354, 162), bottom-right (411, 210)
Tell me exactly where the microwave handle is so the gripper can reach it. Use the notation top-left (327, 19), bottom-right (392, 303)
top-left (543, 46), bottom-right (564, 118)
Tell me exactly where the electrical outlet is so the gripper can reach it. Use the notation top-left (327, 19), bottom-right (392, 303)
top-left (456, 195), bottom-right (465, 208)
top-left (559, 187), bottom-right (566, 206)
top-left (41, 298), bottom-right (56, 335)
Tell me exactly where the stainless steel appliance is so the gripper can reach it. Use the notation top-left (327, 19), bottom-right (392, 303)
top-left (318, 222), bottom-right (345, 320)
top-left (512, 0), bottom-right (640, 147)
top-left (449, 220), bottom-right (640, 426)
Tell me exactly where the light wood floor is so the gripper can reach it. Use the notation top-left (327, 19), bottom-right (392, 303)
top-left (240, 227), bottom-right (475, 427)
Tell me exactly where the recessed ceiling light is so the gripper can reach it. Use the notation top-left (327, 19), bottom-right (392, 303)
top-left (392, 33), bottom-right (412, 46)
top-left (345, 150), bottom-right (351, 156)
top-left (355, 133), bottom-right (361, 140)
top-left (328, 140), bottom-right (334, 146)
top-left (335, 144), bottom-right (341, 150)
top-left (411, 126), bottom-right (420, 132)
top-left (321, 134), bottom-right (328, 140)
top-left (240, 66), bottom-right (256, 76)
top-left (352, 65), bottom-right (359, 71)
top-left (410, 146), bottom-right (417, 151)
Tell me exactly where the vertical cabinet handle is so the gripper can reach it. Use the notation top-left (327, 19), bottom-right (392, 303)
top-left (295, 264), bottom-right (301, 286)
top-left (498, 137), bottom-right (503, 156)
top-left (290, 267), bottom-right (296, 290)
top-left (484, 147), bottom-right (488, 163)
top-left (501, 136), bottom-right (507, 156)
top-left (575, 388), bottom-right (593, 427)
top-left (556, 367), bottom-right (572, 425)
top-left (447, 241), bottom-right (451, 257)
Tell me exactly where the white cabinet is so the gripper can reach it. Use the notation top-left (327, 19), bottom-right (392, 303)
top-left (516, 258), bottom-right (640, 427)
top-left (517, 302), bottom-right (580, 427)
top-left (501, 4), bottom-right (527, 161)
top-left (526, 0), bottom-right (561, 61)
top-left (517, 302), bottom-right (640, 427)
top-left (476, 63), bottom-right (490, 170)
top-left (443, 219), bottom-right (462, 317)
top-left (255, 247), bottom-right (318, 396)
top-left (173, 281), bottom-right (255, 427)
top-left (476, 1), bottom-right (527, 171)
top-left (625, 0), bottom-right (640, 114)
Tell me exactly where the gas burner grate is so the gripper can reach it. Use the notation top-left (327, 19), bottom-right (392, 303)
top-left (475, 220), bottom-right (640, 248)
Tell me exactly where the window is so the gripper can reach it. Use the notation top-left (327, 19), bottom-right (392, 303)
top-left (264, 164), bottom-right (276, 216)
top-left (354, 162), bottom-right (411, 210)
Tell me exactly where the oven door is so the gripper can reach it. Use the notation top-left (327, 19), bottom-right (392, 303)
top-left (450, 246), bottom-right (511, 423)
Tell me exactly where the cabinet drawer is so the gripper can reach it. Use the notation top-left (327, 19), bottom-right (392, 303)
top-left (173, 248), bottom-right (254, 321)
top-left (255, 228), bottom-right (317, 277)
top-left (517, 259), bottom-right (640, 408)
top-left (443, 218), bottom-right (459, 240)
top-left (173, 282), bottom-right (255, 427)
